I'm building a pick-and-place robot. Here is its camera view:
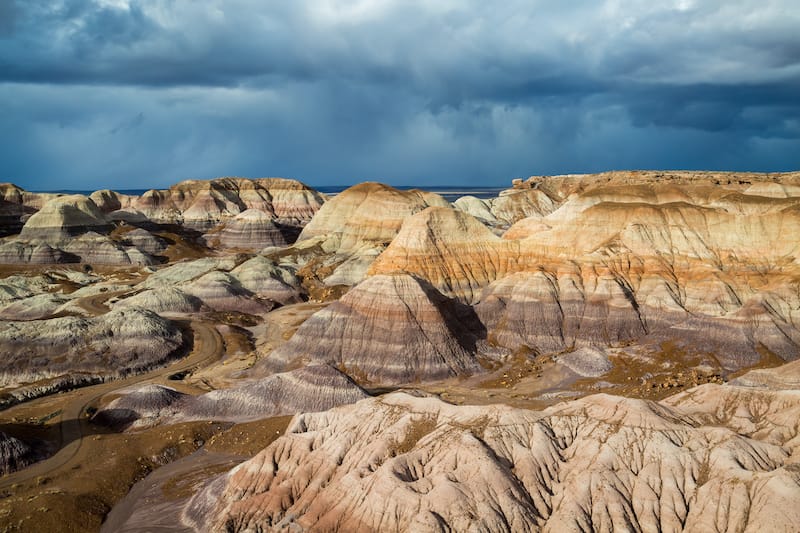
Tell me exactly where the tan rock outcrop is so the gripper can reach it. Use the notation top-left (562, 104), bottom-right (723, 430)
top-left (183, 381), bottom-right (800, 533)
top-left (298, 182), bottom-right (449, 252)
top-left (131, 177), bottom-right (325, 230)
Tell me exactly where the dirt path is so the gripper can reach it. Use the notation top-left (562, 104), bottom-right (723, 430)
top-left (0, 320), bottom-right (223, 491)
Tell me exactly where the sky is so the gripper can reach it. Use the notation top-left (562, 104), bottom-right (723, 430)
top-left (1, 0), bottom-right (799, 191)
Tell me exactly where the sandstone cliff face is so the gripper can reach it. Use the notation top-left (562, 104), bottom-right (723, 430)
top-left (183, 378), bottom-right (800, 532)
top-left (263, 274), bottom-right (483, 385)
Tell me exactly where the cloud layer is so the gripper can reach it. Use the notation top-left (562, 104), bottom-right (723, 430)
top-left (1, 0), bottom-right (798, 190)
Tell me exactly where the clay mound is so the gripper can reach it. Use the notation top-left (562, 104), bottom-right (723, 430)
top-left (452, 195), bottom-right (498, 224)
top-left (230, 255), bottom-right (302, 305)
top-left (89, 189), bottom-right (136, 213)
top-left (177, 365), bottom-right (369, 423)
top-left (19, 194), bottom-right (111, 241)
top-left (181, 271), bottom-right (271, 314)
top-left (207, 209), bottom-right (287, 250)
top-left (730, 358), bottom-right (800, 389)
top-left (93, 384), bottom-right (189, 429)
top-left (140, 257), bottom-right (238, 289)
top-left (113, 288), bottom-right (204, 314)
top-left (0, 241), bottom-right (77, 264)
top-left (0, 431), bottom-right (37, 476)
top-left (265, 274), bottom-right (482, 385)
top-left (62, 232), bottom-right (156, 266)
top-left (182, 387), bottom-right (800, 532)
top-left (121, 228), bottom-right (167, 255)
top-left (0, 308), bottom-right (183, 390)
top-left (369, 206), bottom-right (515, 303)
top-left (0, 293), bottom-right (70, 320)
top-left (298, 182), bottom-right (450, 251)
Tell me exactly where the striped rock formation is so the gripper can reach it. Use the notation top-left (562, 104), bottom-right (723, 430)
top-left (0, 308), bottom-right (183, 391)
top-left (176, 365), bottom-right (369, 423)
top-left (130, 177), bottom-right (325, 230)
top-left (298, 182), bottom-right (450, 251)
top-left (204, 209), bottom-right (288, 250)
top-left (263, 274), bottom-right (483, 385)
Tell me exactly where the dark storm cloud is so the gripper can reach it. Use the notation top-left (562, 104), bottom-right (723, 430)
top-left (0, 0), bottom-right (798, 190)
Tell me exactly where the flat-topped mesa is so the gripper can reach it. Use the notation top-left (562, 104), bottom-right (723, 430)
top-left (205, 209), bottom-right (287, 250)
top-left (263, 274), bottom-right (483, 385)
top-left (507, 185), bottom-right (800, 264)
top-left (297, 182), bottom-right (450, 252)
top-left (369, 206), bottom-right (520, 303)
top-left (515, 169), bottom-right (800, 200)
top-left (182, 385), bottom-right (800, 533)
top-left (131, 177), bottom-right (325, 230)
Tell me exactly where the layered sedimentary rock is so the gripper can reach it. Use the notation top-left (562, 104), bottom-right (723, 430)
top-left (367, 175), bottom-right (800, 372)
top-left (205, 209), bottom-right (287, 250)
top-left (0, 183), bottom-right (60, 236)
top-left (0, 195), bottom-right (157, 265)
top-left (180, 271), bottom-right (271, 314)
top-left (454, 188), bottom-right (557, 226)
top-left (0, 293), bottom-right (70, 321)
top-left (120, 228), bottom-right (168, 255)
top-left (264, 274), bottom-right (482, 384)
top-left (291, 183), bottom-right (450, 287)
top-left (229, 255), bottom-right (302, 305)
top-left (177, 365), bottom-right (369, 423)
top-left (113, 288), bottom-right (204, 314)
top-left (132, 177), bottom-right (325, 230)
top-left (0, 308), bottom-right (183, 388)
top-left (369, 206), bottom-right (516, 303)
top-left (298, 182), bottom-right (449, 251)
top-left (93, 366), bottom-right (368, 429)
top-left (140, 257), bottom-right (239, 289)
top-left (183, 380), bottom-right (800, 533)
top-left (19, 194), bottom-right (112, 240)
